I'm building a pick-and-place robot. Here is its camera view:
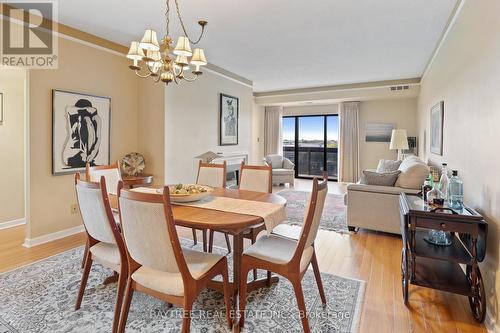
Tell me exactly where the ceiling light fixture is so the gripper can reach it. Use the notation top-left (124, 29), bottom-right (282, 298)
top-left (126, 0), bottom-right (208, 85)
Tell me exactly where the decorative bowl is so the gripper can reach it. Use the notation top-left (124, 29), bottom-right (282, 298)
top-left (122, 152), bottom-right (145, 176)
top-left (163, 185), bottom-right (213, 203)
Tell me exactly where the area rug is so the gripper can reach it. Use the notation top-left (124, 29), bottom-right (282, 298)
top-left (278, 190), bottom-right (348, 233)
top-left (0, 242), bottom-right (364, 333)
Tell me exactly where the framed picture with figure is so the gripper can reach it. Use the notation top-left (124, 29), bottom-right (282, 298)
top-left (430, 101), bottom-right (444, 155)
top-left (52, 89), bottom-right (111, 175)
top-left (219, 93), bottom-right (238, 146)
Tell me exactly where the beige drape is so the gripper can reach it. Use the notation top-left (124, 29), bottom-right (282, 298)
top-left (339, 102), bottom-right (360, 183)
top-left (264, 106), bottom-right (283, 156)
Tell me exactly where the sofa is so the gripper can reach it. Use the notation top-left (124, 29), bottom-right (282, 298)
top-left (263, 154), bottom-right (295, 186)
top-left (345, 156), bottom-right (429, 234)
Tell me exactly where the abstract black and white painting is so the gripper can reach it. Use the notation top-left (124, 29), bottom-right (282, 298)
top-left (52, 90), bottom-right (111, 175)
top-left (219, 93), bottom-right (238, 146)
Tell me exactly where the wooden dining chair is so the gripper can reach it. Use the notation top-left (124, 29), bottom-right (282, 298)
top-left (86, 161), bottom-right (122, 195)
top-left (194, 160), bottom-right (231, 252)
top-left (82, 162), bottom-right (122, 268)
top-left (74, 173), bottom-right (128, 333)
top-left (207, 163), bottom-right (272, 262)
top-left (117, 183), bottom-right (232, 333)
top-left (238, 176), bottom-right (328, 333)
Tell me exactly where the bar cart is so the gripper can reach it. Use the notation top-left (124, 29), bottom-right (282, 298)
top-left (399, 193), bottom-right (488, 322)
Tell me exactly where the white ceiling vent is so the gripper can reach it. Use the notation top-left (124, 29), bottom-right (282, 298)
top-left (390, 85), bottom-right (410, 91)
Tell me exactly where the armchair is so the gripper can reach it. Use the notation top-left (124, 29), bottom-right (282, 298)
top-left (263, 154), bottom-right (295, 186)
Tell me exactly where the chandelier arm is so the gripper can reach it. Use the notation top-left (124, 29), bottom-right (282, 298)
top-left (134, 69), bottom-right (153, 78)
top-left (181, 72), bottom-right (198, 82)
top-left (173, 0), bottom-right (205, 44)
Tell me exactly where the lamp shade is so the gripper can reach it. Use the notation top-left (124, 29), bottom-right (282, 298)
top-left (139, 29), bottom-right (160, 51)
top-left (390, 129), bottom-right (409, 150)
top-left (190, 48), bottom-right (207, 66)
top-left (173, 36), bottom-right (192, 56)
top-left (144, 49), bottom-right (161, 63)
top-left (126, 41), bottom-right (145, 60)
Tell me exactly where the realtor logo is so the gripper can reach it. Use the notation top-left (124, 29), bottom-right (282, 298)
top-left (1, 0), bottom-right (58, 68)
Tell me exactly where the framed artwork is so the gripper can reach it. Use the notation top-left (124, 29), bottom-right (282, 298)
top-left (52, 89), bottom-right (111, 175)
top-left (430, 101), bottom-right (444, 155)
top-left (365, 122), bottom-right (395, 142)
top-left (0, 92), bottom-right (3, 124)
top-left (219, 93), bottom-right (239, 145)
top-left (404, 136), bottom-right (418, 155)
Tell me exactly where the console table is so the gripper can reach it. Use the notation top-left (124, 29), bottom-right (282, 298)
top-left (399, 193), bottom-right (488, 322)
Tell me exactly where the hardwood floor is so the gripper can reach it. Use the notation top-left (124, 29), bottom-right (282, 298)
top-left (0, 180), bottom-right (486, 332)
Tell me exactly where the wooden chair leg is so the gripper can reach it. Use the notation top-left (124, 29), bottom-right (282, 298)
top-left (311, 251), bottom-right (326, 305)
top-left (291, 278), bottom-right (311, 333)
top-left (81, 240), bottom-right (89, 269)
top-left (75, 253), bottom-right (92, 310)
top-left (266, 271), bottom-right (272, 287)
top-left (192, 228), bottom-right (198, 245)
top-left (239, 259), bottom-right (250, 328)
top-left (251, 233), bottom-right (258, 280)
top-left (221, 260), bottom-right (233, 329)
top-left (208, 230), bottom-right (215, 253)
top-left (182, 300), bottom-right (193, 333)
top-left (202, 229), bottom-right (208, 252)
top-left (224, 233), bottom-right (232, 253)
top-left (112, 268), bottom-right (127, 333)
top-left (117, 279), bottom-right (134, 333)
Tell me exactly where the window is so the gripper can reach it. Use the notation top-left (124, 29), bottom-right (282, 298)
top-left (282, 115), bottom-right (339, 180)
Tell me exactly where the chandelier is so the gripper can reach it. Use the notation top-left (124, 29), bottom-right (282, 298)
top-left (126, 0), bottom-right (208, 85)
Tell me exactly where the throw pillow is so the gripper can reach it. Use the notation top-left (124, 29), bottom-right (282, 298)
top-left (360, 170), bottom-right (401, 186)
top-left (376, 159), bottom-right (402, 173)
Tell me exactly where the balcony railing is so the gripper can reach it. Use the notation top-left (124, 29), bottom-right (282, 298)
top-left (283, 146), bottom-right (338, 180)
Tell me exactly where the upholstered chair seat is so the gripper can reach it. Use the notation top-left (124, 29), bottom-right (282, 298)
top-left (90, 242), bottom-right (121, 271)
top-left (131, 249), bottom-right (224, 296)
top-left (243, 235), bottom-right (314, 273)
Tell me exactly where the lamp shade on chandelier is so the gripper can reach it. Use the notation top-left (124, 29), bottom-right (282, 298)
top-left (126, 0), bottom-right (208, 85)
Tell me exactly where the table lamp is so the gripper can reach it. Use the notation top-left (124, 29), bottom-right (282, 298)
top-left (390, 129), bottom-right (409, 160)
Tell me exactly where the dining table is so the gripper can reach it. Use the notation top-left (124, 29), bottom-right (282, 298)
top-left (108, 187), bottom-right (287, 329)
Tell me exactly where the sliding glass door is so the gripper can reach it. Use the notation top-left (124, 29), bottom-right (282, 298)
top-left (283, 115), bottom-right (338, 180)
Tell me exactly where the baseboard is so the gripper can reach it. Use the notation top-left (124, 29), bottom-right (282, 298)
top-left (23, 225), bottom-right (84, 248)
top-left (486, 309), bottom-right (500, 333)
top-left (0, 217), bottom-right (26, 230)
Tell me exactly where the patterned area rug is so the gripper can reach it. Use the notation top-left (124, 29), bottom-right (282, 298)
top-left (278, 190), bottom-right (348, 233)
top-left (0, 241), bottom-right (364, 333)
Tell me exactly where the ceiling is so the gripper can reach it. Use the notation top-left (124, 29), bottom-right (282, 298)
top-left (57, 0), bottom-right (458, 92)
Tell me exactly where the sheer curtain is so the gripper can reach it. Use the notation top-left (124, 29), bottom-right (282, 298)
top-left (264, 106), bottom-right (283, 156)
top-left (339, 102), bottom-right (360, 182)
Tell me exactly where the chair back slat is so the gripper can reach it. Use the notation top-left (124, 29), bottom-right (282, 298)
top-left (87, 162), bottom-right (122, 195)
top-left (295, 177), bottom-right (328, 253)
top-left (75, 177), bottom-right (116, 244)
top-left (118, 188), bottom-right (184, 274)
top-left (196, 161), bottom-right (226, 188)
top-left (238, 163), bottom-right (272, 193)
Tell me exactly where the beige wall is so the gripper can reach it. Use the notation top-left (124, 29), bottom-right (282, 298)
top-left (283, 104), bottom-right (339, 116)
top-left (359, 98), bottom-right (417, 171)
top-left (417, 0), bottom-right (500, 325)
top-left (165, 71), bottom-right (254, 183)
top-left (0, 69), bottom-right (26, 224)
top-left (28, 37), bottom-right (139, 239)
top-left (137, 79), bottom-right (165, 185)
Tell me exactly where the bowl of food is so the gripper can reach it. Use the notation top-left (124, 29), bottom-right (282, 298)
top-left (167, 184), bottom-right (213, 203)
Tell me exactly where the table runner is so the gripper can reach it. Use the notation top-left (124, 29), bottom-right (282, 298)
top-left (131, 187), bottom-right (287, 233)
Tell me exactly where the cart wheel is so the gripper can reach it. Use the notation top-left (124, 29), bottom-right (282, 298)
top-left (401, 249), bottom-right (409, 305)
top-left (466, 265), bottom-right (486, 323)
